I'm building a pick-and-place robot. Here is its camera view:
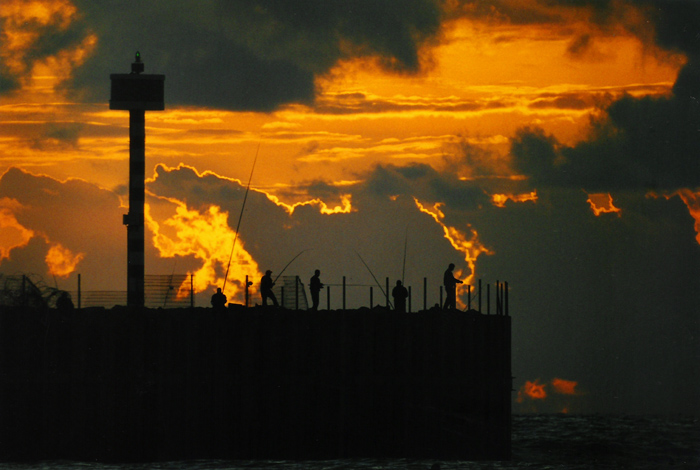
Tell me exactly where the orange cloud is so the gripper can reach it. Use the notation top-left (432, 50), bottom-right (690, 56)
top-left (414, 198), bottom-right (493, 286)
top-left (492, 191), bottom-right (538, 207)
top-left (551, 378), bottom-right (579, 395)
top-left (676, 189), bottom-right (700, 245)
top-left (146, 199), bottom-right (261, 303)
top-left (586, 192), bottom-right (621, 216)
top-left (0, 198), bottom-right (35, 260)
top-left (517, 378), bottom-right (584, 413)
top-left (517, 379), bottom-right (547, 402)
top-left (0, 0), bottom-right (90, 82)
top-left (45, 242), bottom-right (84, 278)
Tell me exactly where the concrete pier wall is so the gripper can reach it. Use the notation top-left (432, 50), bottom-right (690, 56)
top-left (0, 307), bottom-right (511, 462)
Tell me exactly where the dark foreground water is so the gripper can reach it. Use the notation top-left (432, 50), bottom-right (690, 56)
top-left (2, 415), bottom-right (697, 470)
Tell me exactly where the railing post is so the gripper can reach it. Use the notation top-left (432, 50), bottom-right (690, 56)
top-left (281, 286), bottom-right (285, 308)
top-left (342, 276), bottom-right (346, 310)
top-left (487, 283), bottom-right (490, 315)
top-left (78, 273), bottom-right (82, 310)
top-left (295, 275), bottom-right (299, 310)
top-left (327, 285), bottom-right (330, 310)
top-left (370, 286), bottom-right (373, 309)
top-left (478, 279), bottom-right (482, 313)
top-left (467, 284), bottom-right (471, 311)
top-left (423, 277), bottom-right (427, 311)
top-left (190, 274), bottom-right (194, 309)
top-left (496, 280), bottom-right (500, 315)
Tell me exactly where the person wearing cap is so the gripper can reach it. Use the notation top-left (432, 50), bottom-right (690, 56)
top-left (260, 270), bottom-right (279, 307)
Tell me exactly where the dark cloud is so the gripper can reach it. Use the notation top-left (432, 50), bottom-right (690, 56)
top-left (4, 0), bottom-right (696, 114)
top-left (31, 122), bottom-right (84, 150)
top-left (0, 68), bottom-right (20, 94)
top-left (313, 94), bottom-right (495, 115)
top-left (511, 84), bottom-right (700, 192)
top-left (64, 0), bottom-right (442, 111)
top-left (472, 187), bottom-right (700, 414)
top-left (529, 93), bottom-right (591, 110)
top-left (365, 162), bottom-right (490, 211)
top-left (507, 1), bottom-right (700, 194)
top-left (643, 0), bottom-right (700, 56)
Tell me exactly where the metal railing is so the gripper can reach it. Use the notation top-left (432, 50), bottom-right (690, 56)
top-left (2, 272), bottom-right (508, 315)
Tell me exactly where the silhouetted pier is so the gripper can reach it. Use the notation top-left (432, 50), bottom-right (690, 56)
top-left (0, 304), bottom-right (511, 462)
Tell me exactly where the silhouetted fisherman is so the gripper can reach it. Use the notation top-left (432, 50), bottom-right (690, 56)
top-left (443, 263), bottom-right (463, 310)
top-left (309, 269), bottom-right (323, 311)
top-left (261, 270), bottom-right (278, 307)
top-left (211, 287), bottom-right (227, 311)
top-left (392, 280), bottom-right (408, 313)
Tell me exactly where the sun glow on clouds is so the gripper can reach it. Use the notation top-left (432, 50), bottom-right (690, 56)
top-left (262, 192), bottom-right (354, 216)
top-left (413, 198), bottom-right (493, 288)
top-left (650, 189), bottom-right (700, 245)
top-left (586, 193), bottom-right (621, 217)
top-left (492, 191), bottom-right (538, 208)
top-left (0, 198), bottom-right (34, 259)
top-left (0, 0), bottom-right (97, 89)
top-left (45, 243), bottom-right (84, 278)
top-left (146, 200), bottom-right (261, 302)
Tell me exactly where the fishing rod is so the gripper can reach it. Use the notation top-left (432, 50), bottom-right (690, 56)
top-left (273, 249), bottom-right (311, 284)
top-left (354, 250), bottom-right (393, 309)
top-left (223, 143), bottom-right (259, 294)
top-left (401, 227), bottom-right (408, 286)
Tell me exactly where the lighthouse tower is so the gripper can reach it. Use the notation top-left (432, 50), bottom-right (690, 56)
top-left (110, 52), bottom-right (165, 308)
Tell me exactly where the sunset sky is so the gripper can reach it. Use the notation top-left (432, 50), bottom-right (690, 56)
top-left (1, 0), bottom-right (699, 414)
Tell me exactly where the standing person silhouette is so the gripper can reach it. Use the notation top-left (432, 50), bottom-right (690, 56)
top-left (392, 280), bottom-right (408, 313)
top-left (211, 287), bottom-right (227, 311)
top-left (260, 270), bottom-right (278, 307)
top-left (309, 269), bottom-right (324, 311)
top-left (443, 263), bottom-right (463, 310)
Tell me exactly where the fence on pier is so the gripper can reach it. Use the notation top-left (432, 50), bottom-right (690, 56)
top-left (3, 272), bottom-right (508, 315)
top-left (246, 275), bottom-right (509, 315)
top-left (68, 274), bottom-right (194, 309)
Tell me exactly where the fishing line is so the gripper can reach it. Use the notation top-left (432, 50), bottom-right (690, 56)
top-left (223, 143), bottom-right (259, 294)
top-left (354, 250), bottom-right (393, 309)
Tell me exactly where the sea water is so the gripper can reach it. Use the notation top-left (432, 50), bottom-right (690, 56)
top-left (2, 414), bottom-right (698, 470)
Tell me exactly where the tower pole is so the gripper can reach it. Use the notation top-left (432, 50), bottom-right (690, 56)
top-left (127, 109), bottom-right (146, 307)
top-left (111, 52), bottom-right (165, 309)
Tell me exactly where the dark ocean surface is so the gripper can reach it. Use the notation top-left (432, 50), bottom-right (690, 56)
top-left (2, 414), bottom-right (697, 470)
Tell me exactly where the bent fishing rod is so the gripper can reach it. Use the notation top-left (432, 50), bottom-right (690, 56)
top-left (222, 143), bottom-right (259, 294)
top-left (272, 249), bottom-right (311, 284)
